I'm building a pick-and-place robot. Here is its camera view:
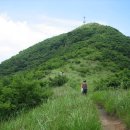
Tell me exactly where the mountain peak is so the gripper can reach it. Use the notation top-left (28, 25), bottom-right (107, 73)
top-left (74, 22), bottom-right (122, 36)
top-left (79, 22), bottom-right (102, 28)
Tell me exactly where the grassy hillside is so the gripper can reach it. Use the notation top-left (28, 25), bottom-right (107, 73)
top-left (0, 87), bottom-right (101, 130)
top-left (0, 23), bottom-right (130, 76)
top-left (0, 23), bottom-right (130, 129)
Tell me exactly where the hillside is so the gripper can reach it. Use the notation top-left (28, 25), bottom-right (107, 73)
top-left (0, 23), bottom-right (130, 76)
top-left (0, 23), bottom-right (130, 130)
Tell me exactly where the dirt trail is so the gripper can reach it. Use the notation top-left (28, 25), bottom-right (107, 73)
top-left (98, 106), bottom-right (126, 130)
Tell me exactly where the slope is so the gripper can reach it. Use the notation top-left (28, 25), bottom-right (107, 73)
top-left (0, 87), bottom-right (101, 130)
top-left (0, 23), bottom-right (130, 76)
top-left (0, 23), bottom-right (130, 129)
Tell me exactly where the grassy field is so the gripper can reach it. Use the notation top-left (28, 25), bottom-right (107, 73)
top-left (1, 57), bottom-right (130, 130)
top-left (0, 57), bottom-right (104, 130)
top-left (92, 90), bottom-right (130, 129)
top-left (0, 86), bottom-right (101, 130)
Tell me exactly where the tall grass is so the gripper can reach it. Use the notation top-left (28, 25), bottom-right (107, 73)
top-left (92, 90), bottom-right (130, 129)
top-left (0, 87), bottom-right (101, 130)
top-left (0, 57), bottom-right (113, 130)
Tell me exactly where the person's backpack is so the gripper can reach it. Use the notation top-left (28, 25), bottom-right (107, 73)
top-left (82, 83), bottom-right (87, 89)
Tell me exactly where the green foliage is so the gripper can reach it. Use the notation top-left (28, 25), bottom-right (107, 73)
top-left (0, 22), bottom-right (130, 126)
top-left (94, 69), bottom-right (130, 90)
top-left (44, 58), bottom-right (65, 70)
top-left (49, 75), bottom-right (68, 87)
top-left (69, 79), bottom-right (79, 89)
top-left (0, 23), bottom-right (130, 76)
top-left (77, 67), bottom-right (90, 75)
top-left (0, 74), bottom-right (52, 119)
top-left (0, 87), bottom-right (101, 130)
top-left (74, 60), bottom-right (81, 64)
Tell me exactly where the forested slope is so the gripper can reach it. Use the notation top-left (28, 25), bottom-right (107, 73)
top-left (0, 23), bottom-right (130, 76)
top-left (0, 23), bottom-right (130, 126)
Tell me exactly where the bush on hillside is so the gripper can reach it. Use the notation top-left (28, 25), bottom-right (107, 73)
top-left (0, 74), bottom-right (52, 119)
top-left (49, 75), bottom-right (68, 87)
top-left (74, 60), bottom-right (81, 64)
top-left (69, 79), bottom-right (79, 89)
top-left (77, 67), bottom-right (90, 75)
top-left (94, 69), bottom-right (130, 91)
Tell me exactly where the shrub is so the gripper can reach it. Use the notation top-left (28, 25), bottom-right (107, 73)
top-left (74, 60), bottom-right (81, 64)
top-left (77, 67), bottom-right (90, 75)
top-left (120, 77), bottom-right (130, 89)
top-left (0, 74), bottom-right (52, 119)
top-left (49, 75), bottom-right (68, 87)
top-left (94, 69), bottom-right (130, 91)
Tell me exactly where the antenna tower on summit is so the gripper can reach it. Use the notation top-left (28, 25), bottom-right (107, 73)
top-left (83, 16), bottom-right (86, 24)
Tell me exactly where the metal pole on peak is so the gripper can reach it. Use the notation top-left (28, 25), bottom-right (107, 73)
top-left (83, 16), bottom-right (86, 24)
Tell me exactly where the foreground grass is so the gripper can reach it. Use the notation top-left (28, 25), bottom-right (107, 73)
top-left (92, 90), bottom-right (130, 129)
top-left (0, 87), bottom-right (101, 130)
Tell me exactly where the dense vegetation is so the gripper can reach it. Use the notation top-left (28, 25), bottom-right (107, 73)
top-left (0, 23), bottom-right (130, 76)
top-left (94, 69), bottom-right (130, 90)
top-left (0, 23), bottom-right (130, 129)
top-left (0, 87), bottom-right (101, 130)
top-left (0, 73), bottom-right (53, 119)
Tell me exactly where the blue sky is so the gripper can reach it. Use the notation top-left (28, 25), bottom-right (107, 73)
top-left (0, 0), bottom-right (130, 62)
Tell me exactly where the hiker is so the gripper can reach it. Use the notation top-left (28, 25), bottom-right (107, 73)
top-left (81, 80), bottom-right (87, 94)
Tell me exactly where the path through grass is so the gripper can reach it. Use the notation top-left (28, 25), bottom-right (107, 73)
top-left (92, 90), bottom-right (130, 129)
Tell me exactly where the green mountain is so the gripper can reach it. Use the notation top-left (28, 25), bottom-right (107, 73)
top-left (0, 23), bottom-right (130, 128)
top-left (0, 23), bottom-right (130, 76)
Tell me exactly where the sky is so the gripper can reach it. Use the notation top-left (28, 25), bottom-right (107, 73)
top-left (0, 0), bottom-right (130, 63)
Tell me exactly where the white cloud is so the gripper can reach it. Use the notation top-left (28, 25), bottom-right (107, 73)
top-left (0, 14), bottom-right (81, 63)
